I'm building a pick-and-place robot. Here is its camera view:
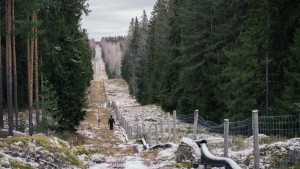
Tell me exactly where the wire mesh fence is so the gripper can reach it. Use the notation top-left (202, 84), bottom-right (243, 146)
top-left (196, 114), bottom-right (300, 138)
top-left (110, 101), bottom-right (300, 168)
top-left (113, 103), bottom-right (300, 144)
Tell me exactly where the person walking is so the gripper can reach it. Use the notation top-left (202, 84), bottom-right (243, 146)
top-left (108, 115), bottom-right (115, 130)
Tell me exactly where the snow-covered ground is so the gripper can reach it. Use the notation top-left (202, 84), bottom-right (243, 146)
top-left (1, 44), bottom-right (299, 169)
top-left (101, 44), bottom-right (300, 168)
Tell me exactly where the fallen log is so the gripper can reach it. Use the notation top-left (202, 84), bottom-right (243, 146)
top-left (195, 140), bottom-right (242, 169)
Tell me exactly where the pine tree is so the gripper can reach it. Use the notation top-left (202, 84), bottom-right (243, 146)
top-left (136, 10), bottom-right (149, 104)
top-left (0, 2), bottom-right (3, 129)
top-left (28, 0), bottom-right (34, 135)
top-left (39, 0), bottom-right (93, 131)
top-left (122, 17), bottom-right (140, 96)
top-left (147, 0), bottom-right (169, 104)
top-left (34, 11), bottom-right (39, 125)
top-left (12, 0), bottom-right (19, 131)
top-left (275, 28), bottom-right (300, 114)
top-left (121, 18), bottom-right (134, 83)
top-left (6, 0), bottom-right (14, 136)
top-left (159, 0), bottom-right (183, 111)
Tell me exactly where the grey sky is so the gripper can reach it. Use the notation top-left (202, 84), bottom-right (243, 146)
top-left (81, 0), bottom-right (157, 41)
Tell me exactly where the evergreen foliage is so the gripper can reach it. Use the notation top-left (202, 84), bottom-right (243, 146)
top-left (121, 0), bottom-right (300, 121)
top-left (0, 0), bottom-right (93, 132)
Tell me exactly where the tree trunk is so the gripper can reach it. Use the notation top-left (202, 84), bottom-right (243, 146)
top-left (12, 0), bottom-right (19, 131)
top-left (0, 2), bottom-right (3, 129)
top-left (6, 0), bottom-right (14, 136)
top-left (265, 0), bottom-right (270, 114)
top-left (34, 11), bottom-right (39, 125)
top-left (41, 53), bottom-right (46, 134)
top-left (28, 2), bottom-right (33, 135)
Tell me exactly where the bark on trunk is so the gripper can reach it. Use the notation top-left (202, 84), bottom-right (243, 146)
top-left (28, 1), bottom-right (34, 135)
top-left (34, 12), bottom-right (39, 125)
top-left (6, 0), bottom-right (14, 136)
top-left (12, 0), bottom-right (19, 131)
top-left (0, 3), bottom-right (3, 129)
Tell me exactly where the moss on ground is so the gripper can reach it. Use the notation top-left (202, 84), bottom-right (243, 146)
top-left (10, 160), bottom-right (33, 169)
top-left (0, 135), bottom-right (85, 169)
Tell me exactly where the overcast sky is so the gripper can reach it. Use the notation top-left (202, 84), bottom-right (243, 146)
top-left (81, 0), bottom-right (157, 41)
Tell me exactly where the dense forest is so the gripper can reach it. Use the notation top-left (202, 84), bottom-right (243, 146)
top-left (0, 0), bottom-right (93, 136)
top-left (121, 0), bottom-right (300, 121)
top-left (100, 36), bottom-right (125, 78)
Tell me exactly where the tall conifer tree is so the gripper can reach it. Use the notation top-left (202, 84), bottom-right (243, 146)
top-left (6, 0), bottom-right (14, 136)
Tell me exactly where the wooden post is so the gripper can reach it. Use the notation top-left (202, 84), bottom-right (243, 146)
top-left (124, 119), bottom-right (127, 133)
top-left (298, 113), bottom-right (300, 136)
top-left (224, 119), bottom-right (229, 157)
top-left (122, 118), bottom-right (125, 131)
top-left (97, 108), bottom-right (100, 128)
top-left (193, 110), bottom-right (199, 140)
top-left (160, 119), bottom-right (164, 143)
top-left (142, 123), bottom-right (145, 134)
top-left (139, 125), bottom-right (142, 135)
top-left (168, 112), bottom-right (171, 140)
top-left (115, 106), bottom-right (118, 120)
top-left (120, 115), bottom-right (122, 127)
top-left (137, 125), bottom-right (140, 136)
top-left (123, 119), bottom-right (125, 131)
top-left (155, 123), bottom-right (158, 145)
top-left (130, 126), bottom-right (133, 139)
top-left (125, 120), bottom-right (129, 135)
top-left (252, 110), bottom-right (260, 169)
top-left (128, 126), bottom-right (131, 139)
top-left (124, 120), bottom-right (127, 133)
top-left (149, 125), bottom-right (152, 147)
top-left (127, 122), bottom-right (130, 135)
top-left (173, 110), bottom-right (177, 143)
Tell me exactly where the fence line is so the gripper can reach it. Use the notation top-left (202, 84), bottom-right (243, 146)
top-left (112, 102), bottom-right (300, 143)
top-left (110, 101), bottom-right (300, 168)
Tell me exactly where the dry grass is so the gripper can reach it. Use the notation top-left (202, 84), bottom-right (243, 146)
top-left (107, 79), bottom-right (127, 87)
top-left (87, 81), bottom-right (106, 108)
top-left (141, 149), bottom-right (160, 166)
top-left (105, 145), bottom-right (134, 156)
top-left (260, 135), bottom-right (288, 145)
top-left (229, 137), bottom-right (248, 151)
top-left (73, 78), bottom-right (129, 158)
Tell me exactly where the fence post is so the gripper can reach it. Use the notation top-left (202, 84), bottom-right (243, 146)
top-left (126, 121), bottom-right (129, 134)
top-left (168, 112), bottom-right (171, 140)
top-left (115, 106), bottom-right (119, 120)
top-left (137, 125), bottom-right (140, 136)
top-left (127, 122), bottom-right (130, 135)
top-left (128, 126), bottom-right (130, 139)
top-left (160, 119), bottom-right (164, 143)
top-left (149, 125), bottom-right (152, 147)
top-left (124, 120), bottom-right (127, 133)
top-left (97, 108), bottom-right (100, 128)
top-left (155, 123), bottom-right (158, 145)
top-left (123, 117), bottom-right (125, 128)
top-left (128, 123), bottom-right (130, 136)
top-left (122, 117), bottom-right (125, 129)
top-left (130, 126), bottom-right (133, 139)
top-left (224, 119), bottom-right (229, 157)
top-left (120, 115), bottom-right (122, 127)
top-left (142, 123), bottom-right (145, 134)
top-left (252, 110), bottom-right (260, 169)
top-left (193, 110), bottom-right (199, 140)
top-left (173, 110), bottom-right (177, 143)
top-left (121, 116), bottom-right (124, 129)
top-left (298, 113), bottom-right (300, 136)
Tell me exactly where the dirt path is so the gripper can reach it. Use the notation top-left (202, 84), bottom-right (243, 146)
top-left (77, 44), bottom-right (161, 169)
